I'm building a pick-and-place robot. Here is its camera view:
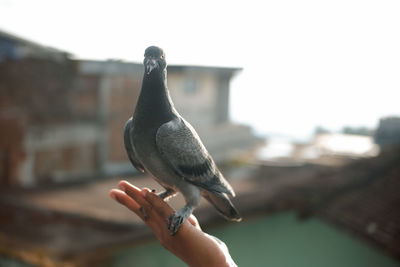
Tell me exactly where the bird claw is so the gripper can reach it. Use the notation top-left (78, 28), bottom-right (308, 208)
top-left (157, 189), bottom-right (176, 201)
top-left (167, 213), bottom-right (184, 235)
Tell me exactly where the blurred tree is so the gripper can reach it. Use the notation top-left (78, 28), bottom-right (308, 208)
top-left (374, 117), bottom-right (400, 147)
top-left (341, 126), bottom-right (374, 136)
top-left (314, 126), bottom-right (331, 135)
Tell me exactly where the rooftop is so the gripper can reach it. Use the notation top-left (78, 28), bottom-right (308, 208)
top-left (0, 28), bottom-right (70, 61)
top-left (78, 59), bottom-right (242, 76)
top-left (1, 147), bottom-right (399, 265)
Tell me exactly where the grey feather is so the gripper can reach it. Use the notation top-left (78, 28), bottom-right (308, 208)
top-left (156, 117), bottom-right (235, 197)
top-left (124, 117), bottom-right (145, 173)
top-left (202, 191), bottom-right (242, 221)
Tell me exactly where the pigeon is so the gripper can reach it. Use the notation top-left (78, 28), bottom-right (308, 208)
top-left (124, 46), bottom-right (242, 235)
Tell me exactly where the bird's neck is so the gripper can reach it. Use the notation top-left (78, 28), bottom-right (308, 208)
top-left (134, 69), bottom-right (177, 124)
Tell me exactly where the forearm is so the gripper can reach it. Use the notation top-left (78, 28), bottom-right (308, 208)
top-left (166, 227), bottom-right (236, 267)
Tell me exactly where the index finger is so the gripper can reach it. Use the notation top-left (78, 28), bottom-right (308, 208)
top-left (118, 180), bottom-right (153, 214)
top-left (109, 188), bottom-right (152, 222)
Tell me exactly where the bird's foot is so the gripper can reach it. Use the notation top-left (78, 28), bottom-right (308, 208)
top-left (167, 206), bottom-right (193, 235)
top-left (157, 189), bottom-right (176, 201)
top-left (167, 213), bottom-right (185, 235)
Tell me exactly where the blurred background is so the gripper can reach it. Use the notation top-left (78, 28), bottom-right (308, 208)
top-left (0, 0), bottom-right (399, 266)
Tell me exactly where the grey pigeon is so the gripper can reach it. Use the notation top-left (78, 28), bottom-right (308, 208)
top-left (124, 46), bottom-right (242, 235)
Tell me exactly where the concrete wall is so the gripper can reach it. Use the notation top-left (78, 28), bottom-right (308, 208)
top-left (19, 124), bottom-right (100, 185)
top-left (168, 69), bottom-right (219, 128)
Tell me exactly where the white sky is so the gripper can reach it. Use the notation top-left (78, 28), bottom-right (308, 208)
top-left (1, 0), bottom-right (399, 141)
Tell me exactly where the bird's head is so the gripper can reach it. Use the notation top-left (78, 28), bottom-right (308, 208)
top-left (144, 46), bottom-right (166, 75)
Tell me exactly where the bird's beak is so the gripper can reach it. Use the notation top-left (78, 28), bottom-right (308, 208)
top-left (145, 58), bottom-right (158, 74)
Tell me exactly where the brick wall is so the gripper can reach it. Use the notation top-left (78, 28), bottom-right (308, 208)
top-left (107, 75), bottom-right (141, 163)
top-left (0, 112), bottom-right (26, 186)
top-left (33, 144), bottom-right (97, 183)
top-left (0, 58), bottom-right (102, 186)
top-left (70, 75), bottom-right (100, 120)
top-left (0, 58), bottom-right (78, 124)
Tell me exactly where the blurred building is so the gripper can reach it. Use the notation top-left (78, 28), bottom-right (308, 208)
top-left (0, 30), bottom-right (83, 187)
top-left (294, 133), bottom-right (379, 161)
top-left (257, 133), bottom-right (379, 166)
top-left (0, 30), bottom-right (261, 187)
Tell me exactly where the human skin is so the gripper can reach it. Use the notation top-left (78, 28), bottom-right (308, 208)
top-left (109, 180), bottom-right (236, 267)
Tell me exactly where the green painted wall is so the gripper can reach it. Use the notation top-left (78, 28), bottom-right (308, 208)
top-left (112, 212), bottom-right (399, 267)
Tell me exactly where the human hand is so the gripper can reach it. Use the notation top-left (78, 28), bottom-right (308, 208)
top-left (109, 180), bottom-right (236, 267)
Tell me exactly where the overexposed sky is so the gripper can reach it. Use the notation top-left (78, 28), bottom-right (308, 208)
top-left (1, 0), bottom-right (399, 140)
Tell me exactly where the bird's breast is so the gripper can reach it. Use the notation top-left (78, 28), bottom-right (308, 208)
top-left (131, 124), bottom-right (182, 190)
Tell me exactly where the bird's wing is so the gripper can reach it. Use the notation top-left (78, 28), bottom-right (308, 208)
top-left (124, 117), bottom-right (145, 173)
top-left (156, 117), bottom-right (235, 196)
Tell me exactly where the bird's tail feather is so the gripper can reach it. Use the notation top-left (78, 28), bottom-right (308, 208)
top-left (202, 191), bottom-right (242, 222)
